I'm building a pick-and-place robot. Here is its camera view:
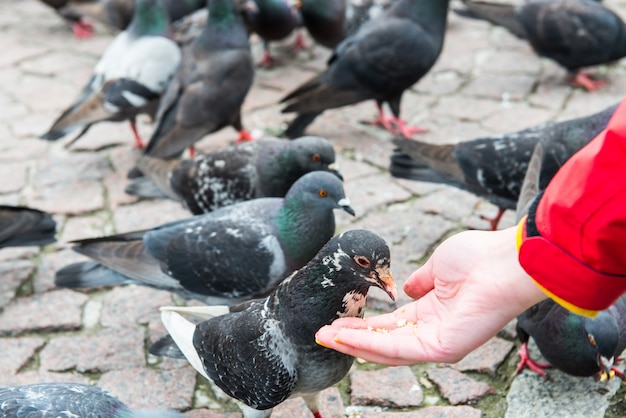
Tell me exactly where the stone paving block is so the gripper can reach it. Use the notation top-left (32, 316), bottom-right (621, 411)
top-left (431, 95), bottom-right (504, 122)
top-left (40, 327), bottom-right (146, 373)
top-left (0, 289), bottom-right (88, 336)
top-left (59, 212), bottom-right (111, 243)
top-left (350, 367), bottom-right (423, 408)
top-left (481, 102), bottom-right (555, 133)
top-left (462, 73), bottom-right (536, 101)
top-left (272, 387), bottom-right (344, 418)
top-left (339, 173), bottom-right (412, 220)
top-left (0, 137), bottom-right (50, 161)
top-left (184, 411), bottom-right (242, 418)
top-left (426, 367), bottom-right (493, 405)
top-left (3, 370), bottom-right (90, 387)
top-left (24, 180), bottom-right (105, 216)
top-left (356, 405), bottom-right (483, 418)
top-left (0, 336), bottom-right (46, 375)
top-left (0, 246), bottom-right (39, 262)
top-left (34, 151), bottom-right (112, 186)
top-left (409, 187), bottom-right (481, 222)
top-left (0, 259), bottom-right (35, 308)
top-left (450, 337), bottom-right (515, 377)
top-left (413, 70), bottom-right (464, 96)
top-left (100, 285), bottom-right (173, 328)
top-left (0, 161), bottom-right (28, 194)
top-left (98, 366), bottom-right (198, 411)
top-left (112, 198), bottom-right (189, 233)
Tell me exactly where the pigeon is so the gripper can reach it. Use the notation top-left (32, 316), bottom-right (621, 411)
top-left (37, 0), bottom-right (96, 38)
top-left (158, 229), bottom-right (397, 418)
top-left (0, 382), bottom-right (185, 418)
top-left (57, 0), bottom-right (207, 33)
top-left (125, 136), bottom-right (341, 214)
top-left (515, 296), bottom-right (626, 380)
top-left (389, 102), bottom-right (618, 230)
top-left (55, 171), bottom-right (355, 306)
top-left (298, 0), bottom-right (395, 50)
top-left (0, 205), bottom-right (57, 248)
top-left (40, 0), bottom-right (182, 149)
top-left (243, 0), bottom-right (302, 67)
top-left (280, 0), bottom-right (450, 139)
top-left (137, 0), bottom-right (255, 163)
top-left (453, 0), bottom-right (626, 91)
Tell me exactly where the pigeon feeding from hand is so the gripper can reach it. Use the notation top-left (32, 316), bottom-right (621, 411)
top-left (0, 382), bottom-right (185, 418)
top-left (159, 229), bottom-right (397, 418)
top-left (125, 136), bottom-right (341, 214)
top-left (389, 103), bottom-right (618, 230)
top-left (40, 0), bottom-right (182, 149)
top-left (0, 205), bottom-right (56, 248)
top-left (280, 0), bottom-right (450, 139)
top-left (454, 0), bottom-right (626, 91)
top-left (55, 171), bottom-right (355, 306)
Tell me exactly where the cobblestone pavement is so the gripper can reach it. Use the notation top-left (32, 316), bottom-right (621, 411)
top-left (1, 1), bottom-right (626, 417)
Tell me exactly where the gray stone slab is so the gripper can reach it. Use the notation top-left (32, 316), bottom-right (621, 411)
top-left (0, 337), bottom-right (46, 375)
top-left (451, 337), bottom-right (515, 377)
top-left (0, 289), bottom-right (88, 336)
top-left (100, 285), bottom-right (173, 328)
top-left (350, 367), bottom-right (423, 408)
top-left (39, 327), bottom-right (145, 373)
top-left (272, 387), bottom-right (344, 418)
top-left (426, 367), bottom-right (493, 405)
top-left (355, 405), bottom-right (482, 418)
top-left (0, 259), bottom-right (35, 308)
top-left (98, 366), bottom-right (197, 411)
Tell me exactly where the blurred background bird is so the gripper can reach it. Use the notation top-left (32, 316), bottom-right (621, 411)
top-left (0, 205), bottom-right (56, 248)
top-left (39, 0), bottom-right (182, 149)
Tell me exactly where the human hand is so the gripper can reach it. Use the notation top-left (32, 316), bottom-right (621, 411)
top-left (316, 226), bottom-right (547, 366)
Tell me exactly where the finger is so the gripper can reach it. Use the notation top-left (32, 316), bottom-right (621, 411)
top-left (403, 260), bottom-right (435, 299)
top-left (315, 326), bottom-right (421, 366)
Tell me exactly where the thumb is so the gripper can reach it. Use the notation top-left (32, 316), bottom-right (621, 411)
top-left (403, 259), bottom-right (435, 299)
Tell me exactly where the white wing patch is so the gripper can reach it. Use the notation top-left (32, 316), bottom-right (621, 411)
top-left (260, 235), bottom-right (286, 281)
top-left (336, 291), bottom-right (366, 318)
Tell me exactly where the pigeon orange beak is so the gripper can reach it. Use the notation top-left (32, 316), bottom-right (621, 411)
top-left (376, 266), bottom-right (397, 301)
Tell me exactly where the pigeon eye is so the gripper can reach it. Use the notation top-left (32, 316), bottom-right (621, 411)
top-left (588, 334), bottom-right (596, 346)
top-left (319, 189), bottom-right (328, 197)
top-left (312, 154), bottom-right (321, 162)
top-left (354, 256), bottom-right (370, 267)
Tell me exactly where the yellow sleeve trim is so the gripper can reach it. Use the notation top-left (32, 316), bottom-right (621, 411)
top-left (516, 215), bottom-right (599, 318)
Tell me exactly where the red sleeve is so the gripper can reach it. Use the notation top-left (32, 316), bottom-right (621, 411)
top-left (517, 99), bottom-right (626, 316)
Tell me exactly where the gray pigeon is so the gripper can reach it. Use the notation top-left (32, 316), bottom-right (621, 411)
top-left (125, 136), bottom-right (341, 214)
top-left (390, 103), bottom-right (618, 229)
top-left (0, 205), bottom-right (56, 248)
top-left (40, 0), bottom-right (182, 149)
top-left (281, 0), bottom-right (450, 139)
top-left (515, 296), bottom-right (626, 379)
top-left (55, 171), bottom-right (355, 306)
top-left (159, 229), bottom-right (397, 418)
top-left (0, 382), bottom-right (185, 418)
top-left (454, 0), bottom-right (626, 91)
top-left (138, 0), bottom-right (255, 162)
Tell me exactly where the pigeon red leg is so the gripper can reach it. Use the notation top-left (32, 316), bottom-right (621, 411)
top-left (480, 207), bottom-right (505, 231)
top-left (567, 71), bottom-right (606, 92)
top-left (387, 115), bottom-right (427, 138)
top-left (72, 20), bottom-right (94, 39)
top-left (257, 49), bottom-right (277, 68)
top-left (236, 129), bottom-right (254, 143)
top-left (515, 342), bottom-right (551, 378)
top-left (612, 367), bottom-right (624, 379)
top-left (129, 120), bottom-right (145, 149)
top-left (292, 30), bottom-right (307, 52)
top-left (369, 104), bottom-right (396, 133)
top-left (188, 146), bottom-right (196, 158)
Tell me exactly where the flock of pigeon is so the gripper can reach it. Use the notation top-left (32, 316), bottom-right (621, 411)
top-left (2, 0), bottom-right (626, 416)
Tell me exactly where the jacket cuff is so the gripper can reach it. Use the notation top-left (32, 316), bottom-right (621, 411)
top-left (517, 214), bottom-right (626, 317)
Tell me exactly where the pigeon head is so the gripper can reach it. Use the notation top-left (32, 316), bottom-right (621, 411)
top-left (323, 229), bottom-right (398, 302)
top-left (283, 171), bottom-right (354, 216)
top-left (289, 136), bottom-right (342, 180)
top-left (583, 311), bottom-right (620, 380)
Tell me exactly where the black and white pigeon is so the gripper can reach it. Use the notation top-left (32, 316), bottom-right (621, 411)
top-left (0, 205), bottom-right (57, 249)
top-left (389, 103), bottom-right (618, 230)
top-left (138, 0), bottom-right (255, 163)
top-left (40, 0), bottom-right (182, 149)
top-left (515, 296), bottom-right (626, 380)
top-left (280, 0), bottom-right (450, 139)
top-left (158, 229), bottom-right (397, 418)
top-left (55, 171), bottom-right (355, 306)
top-left (0, 382), bottom-right (185, 418)
top-left (453, 0), bottom-right (626, 91)
top-left (125, 136), bottom-right (341, 214)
